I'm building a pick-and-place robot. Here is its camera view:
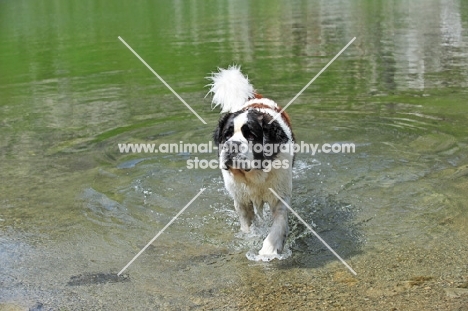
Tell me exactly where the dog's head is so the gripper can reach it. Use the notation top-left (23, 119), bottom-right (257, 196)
top-left (213, 108), bottom-right (293, 171)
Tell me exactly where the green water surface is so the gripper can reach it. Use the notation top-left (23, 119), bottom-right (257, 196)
top-left (1, 0), bottom-right (468, 310)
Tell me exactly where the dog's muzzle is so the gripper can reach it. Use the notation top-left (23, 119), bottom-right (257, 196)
top-left (221, 141), bottom-right (251, 171)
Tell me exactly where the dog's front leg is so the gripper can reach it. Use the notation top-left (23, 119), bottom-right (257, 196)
top-left (234, 200), bottom-right (255, 233)
top-left (259, 197), bottom-right (289, 255)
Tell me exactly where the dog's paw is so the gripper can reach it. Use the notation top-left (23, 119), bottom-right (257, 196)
top-left (246, 247), bottom-right (292, 262)
top-left (259, 230), bottom-right (286, 255)
top-left (259, 239), bottom-right (278, 256)
top-left (240, 224), bottom-right (251, 233)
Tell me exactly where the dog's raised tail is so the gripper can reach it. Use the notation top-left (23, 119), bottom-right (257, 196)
top-left (206, 65), bottom-right (255, 113)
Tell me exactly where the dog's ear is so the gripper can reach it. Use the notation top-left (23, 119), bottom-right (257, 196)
top-left (262, 115), bottom-right (290, 146)
top-left (213, 113), bottom-right (232, 147)
top-left (212, 121), bottom-right (222, 147)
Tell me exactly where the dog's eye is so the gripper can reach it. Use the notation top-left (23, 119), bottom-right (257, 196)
top-left (223, 129), bottom-right (233, 142)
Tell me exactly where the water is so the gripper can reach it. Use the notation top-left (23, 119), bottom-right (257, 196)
top-left (1, 0), bottom-right (468, 310)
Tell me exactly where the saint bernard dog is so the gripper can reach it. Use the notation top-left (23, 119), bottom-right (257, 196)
top-left (207, 66), bottom-right (295, 257)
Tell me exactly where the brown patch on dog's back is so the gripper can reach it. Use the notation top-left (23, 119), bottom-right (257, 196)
top-left (242, 103), bottom-right (293, 130)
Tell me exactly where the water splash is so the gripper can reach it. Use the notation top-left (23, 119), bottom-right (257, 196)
top-left (245, 247), bottom-right (292, 262)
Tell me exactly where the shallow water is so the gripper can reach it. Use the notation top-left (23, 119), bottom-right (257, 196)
top-left (1, 0), bottom-right (468, 310)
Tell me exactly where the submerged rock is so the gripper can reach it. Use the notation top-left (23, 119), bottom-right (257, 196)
top-left (67, 272), bottom-right (130, 286)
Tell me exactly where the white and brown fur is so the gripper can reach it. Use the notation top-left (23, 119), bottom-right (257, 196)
top-left (207, 66), bottom-right (295, 256)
